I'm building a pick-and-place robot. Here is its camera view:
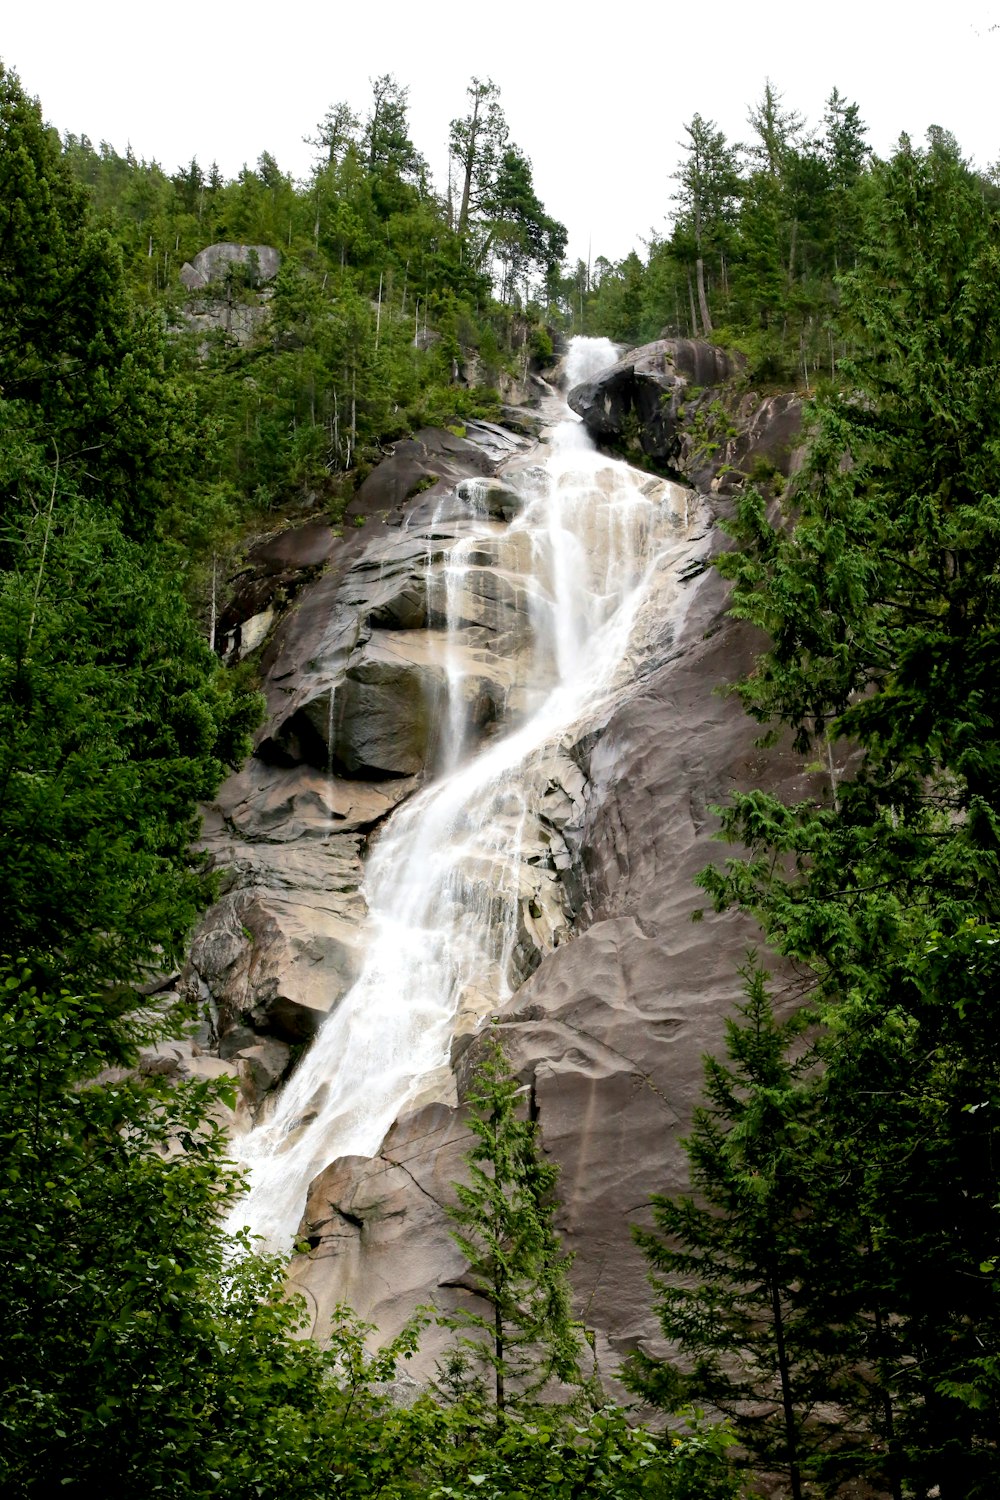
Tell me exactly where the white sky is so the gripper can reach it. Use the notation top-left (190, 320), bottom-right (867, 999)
top-left (4, 1), bottom-right (999, 267)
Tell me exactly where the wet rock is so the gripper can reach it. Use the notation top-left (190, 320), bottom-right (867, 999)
top-left (182, 829), bottom-right (369, 1048)
top-left (567, 338), bottom-right (744, 467)
top-left (289, 1102), bottom-right (472, 1355)
top-left (568, 337), bottom-right (803, 495)
top-left (236, 1038), bottom-right (292, 1100)
top-left (280, 561), bottom-right (828, 1381)
top-left (186, 420), bottom-right (537, 1060)
top-left (187, 391), bottom-right (819, 1387)
top-left (218, 520), bottom-right (338, 661)
top-left (675, 387), bottom-right (804, 497)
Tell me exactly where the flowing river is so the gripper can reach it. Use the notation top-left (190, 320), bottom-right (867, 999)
top-left (227, 337), bottom-right (709, 1251)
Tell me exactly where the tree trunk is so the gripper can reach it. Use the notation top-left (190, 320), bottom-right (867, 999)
top-left (696, 256), bottom-right (712, 335)
top-left (494, 1296), bottom-right (505, 1418)
top-left (687, 269), bottom-right (700, 337)
top-left (787, 217), bottom-right (798, 284)
top-left (458, 94), bottom-right (480, 235)
top-left (769, 1276), bottom-right (803, 1500)
top-left (872, 1300), bottom-right (903, 1500)
top-left (28, 452), bottom-right (60, 650)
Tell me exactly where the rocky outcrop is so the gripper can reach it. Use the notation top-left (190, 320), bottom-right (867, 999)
top-left (185, 356), bottom-right (819, 1384)
top-left (568, 337), bottom-right (803, 494)
top-left (287, 557), bottom-right (827, 1379)
top-left (180, 242), bottom-right (281, 290)
top-left (175, 242), bottom-right (280, 348)
top-left (218, 520), bottom-right (339, 663)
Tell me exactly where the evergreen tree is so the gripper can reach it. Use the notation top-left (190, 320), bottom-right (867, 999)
top-left (694, 128), bottom-right (1000, 1497)
top-left (672, 114), bottom-right (740, 336)
top-left (628, 966), bottom-right (846, 1499)
top-left (307, 99), bottom-right (360, 168)
top-left (439, 1035), bottom-right (583, 1418)
top-left (483, 147), bottom-right (567, 305)
top-left (0, 64), bottom-right (259, 993)
top-left (0, 63), bottom-right (203, 539)
top-left (449, 76), bottom-right (508, 236)
top-left (744, 79), bottom-right (805, 179)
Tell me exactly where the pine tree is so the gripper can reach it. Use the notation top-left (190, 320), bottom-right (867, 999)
top-left (449, 77), bottom-right (508, 236)
top-left (439, 1034), bottom-right (583, 1419)
top-left (672, 115), bottom-right (740, 336)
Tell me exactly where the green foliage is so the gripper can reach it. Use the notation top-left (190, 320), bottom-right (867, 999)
top-left (0, 955), bottom-right (464, 1500)
top-left (438, 1035), bottom-right (583, 1416)
top-left (0, 67), bottom-right (260, 995)
top-left (653, 128), bottom-right (1000, 1499)
top-left (55, 71), bottom-right (564, 529)
top-left (0, 488), bottom-right (258, 991)
top-left (628, 965), bottom-right (840, 1498)
top-left (572, 80), bottom-right (874, 384)
top-left (417, 1404), bottom-right (739, 1500)
top-left (0, 66), bottom-right (204, 541)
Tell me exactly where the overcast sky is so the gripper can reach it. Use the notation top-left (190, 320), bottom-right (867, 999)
top-left (4, 2), bottom-right (999, 266)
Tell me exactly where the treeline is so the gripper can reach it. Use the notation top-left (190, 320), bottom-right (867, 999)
top-left (626, 128), bottom-right (1000, 1498)
top-left (58, 74), bottom-right (564, 558)
top-left (572, 80), bottom-right (997, 388)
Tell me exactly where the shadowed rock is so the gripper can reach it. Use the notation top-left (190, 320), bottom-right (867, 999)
top-left (568, 337), bottom-right (803, 495)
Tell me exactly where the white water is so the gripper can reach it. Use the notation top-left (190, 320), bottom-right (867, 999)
top-left (228, 337), bottom-right (707, 1251)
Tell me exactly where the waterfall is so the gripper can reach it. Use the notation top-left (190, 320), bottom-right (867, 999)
top-left (227, 337), bottom-right (707, 1252)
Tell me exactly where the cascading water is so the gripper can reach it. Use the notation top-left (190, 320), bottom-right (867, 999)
top-left (228, 337), bottom-right (709, 1252)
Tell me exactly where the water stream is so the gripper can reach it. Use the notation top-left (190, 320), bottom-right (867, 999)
top-left (227, 337), bottom-right (708, 1251)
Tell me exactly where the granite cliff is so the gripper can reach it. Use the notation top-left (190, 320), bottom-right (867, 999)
top-left (174, 339), bottom-right (814, 1382)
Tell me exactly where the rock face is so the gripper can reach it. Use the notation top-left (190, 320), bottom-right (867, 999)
top-left (185, 420), bottom-right (534, 1088)
top-left (568, 337), bottom-right (803, 494)
top-left (181, 242), bottom-right (281, 288)
top-left (185, 353), bottom-right (815, 1384)
top-left (175, 242), bottom-right (280, 348)
top-left (285, 556), bottom-right (822, 1378)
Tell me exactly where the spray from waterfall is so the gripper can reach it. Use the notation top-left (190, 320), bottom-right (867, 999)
top-left (226, 336), bottom-right (707, 1252)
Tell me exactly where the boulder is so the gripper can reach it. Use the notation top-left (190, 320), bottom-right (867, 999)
top-left (567, 338), bottom-right (744, 467)
top-left (567, 337), bottom-right (803, 495)
top-left (182, 833), bottom-right (369, 1047)
top-left (190, 242), bottom-right (281, 284)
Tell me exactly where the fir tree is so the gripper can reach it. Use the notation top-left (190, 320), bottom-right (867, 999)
top-left (695, 129), bottom-right (1000, 1497)
top-left (627, 964), bottom-right (847, 1499)
top-left (439, 1034), bottom-right (583, 1419)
